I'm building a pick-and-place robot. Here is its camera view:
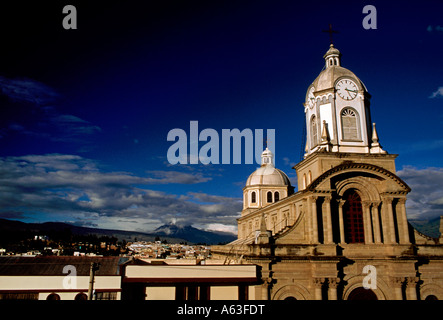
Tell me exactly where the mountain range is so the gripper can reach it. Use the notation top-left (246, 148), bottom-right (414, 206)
top-left (0, 218), bottom-right (236, 245)
top-left (0, 217), bottom-right (439, 247)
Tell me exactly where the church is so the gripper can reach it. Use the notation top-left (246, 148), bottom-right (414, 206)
top-left (212, 44), bottom-right (443, 300)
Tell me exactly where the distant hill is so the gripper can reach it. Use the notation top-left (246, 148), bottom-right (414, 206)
top-left (409, 217), bottom-right (441, 239)
top-left (154, 223), bottom-right (236, 244)
top-left (0, 218), bottom-right (235, 245)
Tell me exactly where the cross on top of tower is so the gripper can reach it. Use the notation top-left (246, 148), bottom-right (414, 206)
top-left (322, 24), bottom-right (339, 45)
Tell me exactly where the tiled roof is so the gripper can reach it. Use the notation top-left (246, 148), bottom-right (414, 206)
top-left (0, 256), bottom-right (129, 276)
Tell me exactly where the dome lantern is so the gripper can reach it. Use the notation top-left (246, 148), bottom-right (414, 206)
top-left (261, 147), bottom-right (274, 167)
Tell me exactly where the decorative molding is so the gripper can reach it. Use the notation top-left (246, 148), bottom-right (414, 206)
top-left (307, 162), bottom-right (411, 193)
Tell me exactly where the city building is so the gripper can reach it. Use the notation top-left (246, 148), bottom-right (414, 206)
top-left (120, 259), bottom-right (259, 300)
top-left (0, 256), bottom-right (125, 300)
top-left (0, 255), bottom-right (259, 300)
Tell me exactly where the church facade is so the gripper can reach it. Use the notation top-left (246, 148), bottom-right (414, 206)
top-left (212, 45), bottom-right (443, 300)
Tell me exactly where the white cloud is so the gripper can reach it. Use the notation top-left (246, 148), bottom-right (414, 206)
top-left (397, 166), bottom-right (443, 220)
top-left (0, 154), bottom-right (240, 232)
top-left (429, 87), bottom-right (443, 99)
top-left (206, 223), bottom-right (237, 235)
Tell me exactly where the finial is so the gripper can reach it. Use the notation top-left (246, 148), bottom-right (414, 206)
top-left (321, 120), bottom-right (331, 142)
top-left (260, 213), bottom-right (267, 233)
top-left (320, 121), bottom-right (333, 152)
top-left (371, 122), bottom-right (379, 143)
top-left (370, 122), bottom-right (387, 154)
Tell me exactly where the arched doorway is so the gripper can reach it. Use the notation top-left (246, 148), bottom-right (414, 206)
top-left (343, 190), bottom-right (364, 243)
top-left (347, 287), bottom-right (377, 300)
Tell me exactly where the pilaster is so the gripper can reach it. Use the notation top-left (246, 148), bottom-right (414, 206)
top-left (323, 196), bottom-right (333, 244)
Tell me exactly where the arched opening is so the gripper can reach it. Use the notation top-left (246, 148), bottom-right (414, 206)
top-left (267, 191), bottom-right (273, 203)
top-left (46, 293), bottom-right (60, 300)
top-left (343, 189), bottom-right (364, 243)
top-left (251, 191), bottom-right (256, 203)
top-left (347, 287), bottom-right (377, 300)
top-left (425, 295), bottom-right (438, 300)
top-left (274, 191), bottom-right (280, 202)
top-left (75, 293), bottom-right (88, 300)
top-left (284, 296), bottom-right (297, 300)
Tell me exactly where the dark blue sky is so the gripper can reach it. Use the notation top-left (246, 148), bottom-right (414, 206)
top-left (0, 0), bottom-right (442, 233)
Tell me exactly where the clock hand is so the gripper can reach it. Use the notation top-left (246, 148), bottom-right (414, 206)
top-left (345, 88), bottom-right (357, 93)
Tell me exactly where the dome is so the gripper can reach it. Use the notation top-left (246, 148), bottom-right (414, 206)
top-left (310, 44), bottom-right (368, 93)
top-left (245, 147), bottom-right (292, 187)
top-left (245, 148), bottom-right (291, 187)
top-left (246, 166), bottom-right (291, 187)
top-left (312, 65), bottom-right (367, 93)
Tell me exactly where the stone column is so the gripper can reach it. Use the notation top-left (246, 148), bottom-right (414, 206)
top-left (323, 196), bottom-right (333, 244)
top-left (328, 278), bottom-right (339, 300)
top-left (391, 277), bottom-right (404, 300)
top-left (362, 201), bottom-right (373, 244)
top-left (386, 197), bottom-right (397, 243)
top-left (313, 278), bottom-right (325, 300)
top-left (311, 196), bottom-right (319, 244)
top-left (381, 197), bottom-right (396, 244)
top-left (397, 198), bottom-right (410, 244)
top-left (371, 201), bottom-right (382, 244)
top-left (261, 274), bottom-right (274, 300)
top-left (405, 277), bottom-right (418, 300)
top-left (337, 199), bottom-right (346, 243)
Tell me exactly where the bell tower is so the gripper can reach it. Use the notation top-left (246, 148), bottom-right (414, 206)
top-left (296, 44), bottom-right (396, 191)
top-left (304, 44), bottom-right (387, 157)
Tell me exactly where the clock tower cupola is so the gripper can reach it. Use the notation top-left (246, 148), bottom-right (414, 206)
top-left (304, 44), bottom-right (386, 157)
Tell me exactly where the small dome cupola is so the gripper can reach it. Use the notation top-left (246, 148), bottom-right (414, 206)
top-left (242, 147), bottom-right (294, 213)
top-left (261, 147), bottom-right (274, 167)
top-left (324, 44), bottom-right (341, 68)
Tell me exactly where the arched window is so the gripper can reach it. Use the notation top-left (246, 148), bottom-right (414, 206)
top-left (308, 171), bottom-right (312, 185)
top-left (343, 190), bottom-right (365, 243)
top-left (267, 191), bottom-right (273, 203)
top-left (311, 115), bottom-right (318, 147)
top-left (251, 191), bottom-right (256, 204)
top-left (274, 192), bottom-right (280, 202)
top-left (341, 108), bottom-right (360, 140)
top-left (302, 174), bottom-right (307, 189)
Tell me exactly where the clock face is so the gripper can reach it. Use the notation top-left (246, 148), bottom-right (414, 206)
top-left (336, 79), bottom-right (358, 101)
